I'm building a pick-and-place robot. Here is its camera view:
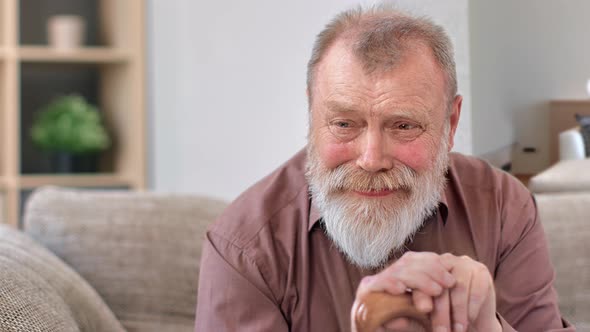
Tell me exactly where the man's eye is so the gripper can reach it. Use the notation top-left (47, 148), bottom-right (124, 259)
top-left (328, 120), bottom-right (360, 141)
top-left (398, 123), bottom-right (417, 130)
top-left (330, 120), bottom-right (354, 129)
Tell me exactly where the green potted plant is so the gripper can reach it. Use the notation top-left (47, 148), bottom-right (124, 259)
top-left (30, 95), bottom-right (111, 173)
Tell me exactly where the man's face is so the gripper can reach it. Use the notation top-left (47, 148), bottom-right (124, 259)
top-left (306, 40), bottom-right (462, 268)
top-left (309, 40), bottom-right (459, 182)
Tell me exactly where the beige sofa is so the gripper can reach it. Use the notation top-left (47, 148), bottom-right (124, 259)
top-left (0, 187), bottom-right (587, 331)
top-left (529, 127), bottom-right (589, 194)
top-left (0, 187), bottom-right (227, 332)
top-left (535, 192), bottom-right (590, 331)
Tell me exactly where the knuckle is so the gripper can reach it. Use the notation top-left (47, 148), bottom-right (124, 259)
top-left (476, 263), bottom-right (489, 274)
top-left (422, 251), bottom-right (437, 260)
top-left (394, 259), bottom-right (407, 269)
top-left (440, 253), bottom-right (458, 265)
top-left (429, 282), bottom-right (443, 295)
top-left (457, 279), bottom-right (469, 289)
top-left (356, 276), bottom-right (373, 294)
top-left (393, 258), bottom-right (406, 269)
top-left (389, 280), bottom-right (407, 294)
top-left (404, 251), bottom-right (417, 259)
top-left (441, 252), bottom-right (454, 259)
top-left (360, 276), bottom-right (373, 285)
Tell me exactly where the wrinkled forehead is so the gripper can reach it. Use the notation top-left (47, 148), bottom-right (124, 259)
top-left (313, 38), bottom-right (447, 103)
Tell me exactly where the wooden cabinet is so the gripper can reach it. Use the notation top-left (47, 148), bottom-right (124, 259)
top-left (0, 0), bottom-right (146, 226)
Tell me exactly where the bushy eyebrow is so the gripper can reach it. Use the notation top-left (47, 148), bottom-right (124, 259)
top-left (386, 108), bottom-right (428, 120)
top-left (324, 100), bottom-right (358, 113)
top-left (324, 100), bottom-right (430, 121)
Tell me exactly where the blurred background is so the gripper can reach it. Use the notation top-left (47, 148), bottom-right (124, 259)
top-left (150, 0), bottom-right (590, 199)
top-left (1, 0), bottom-right (590, 226)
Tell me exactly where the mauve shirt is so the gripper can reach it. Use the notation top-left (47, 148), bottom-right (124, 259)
top-left (195, 150), bottom-right (573, 331)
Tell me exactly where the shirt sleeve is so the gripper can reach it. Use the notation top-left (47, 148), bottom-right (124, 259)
top-left (194, 232), bottom-right (288, 332)
top-left (494, 193), bottom-right (575, 331)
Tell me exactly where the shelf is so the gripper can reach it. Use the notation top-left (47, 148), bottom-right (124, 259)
top-left (1, 1), bottom-right (146, 227)
top-left (18, 46), bottom-right (131, 63)
top-left (0, 177), bottom-right (16, 189)
top-left (0, 48), bottom-right (10, 60)
top-left (18, 174), bottom-right (133, 189)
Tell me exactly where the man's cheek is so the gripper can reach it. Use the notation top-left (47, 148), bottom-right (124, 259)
top-left (318, 143), bottom-right (355, 170)
top-left (316, 137), bottom-right (435, 172)
top-left (388, 143), bottom-right (432, 172)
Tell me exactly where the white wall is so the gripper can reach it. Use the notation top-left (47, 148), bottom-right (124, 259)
top-left (148, 0), bottom-right (471, 200)
top-left (470, 1), bottom-right (590, 173)
top-left (469, 2), bottom-right (514, 158)
top-left (388, 0), bottom-right (472, 156)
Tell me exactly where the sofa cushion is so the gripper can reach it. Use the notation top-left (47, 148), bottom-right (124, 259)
top-left (528, 159), bottom-right (590, 193)
top-left (23, 187), bottom-right (227, 332)
top-left (536, 193), bottom-right (590, 330)
top-left (0, 224), bottom-right (124, 332)
top-left (575, 113), bottom-right (590, 157)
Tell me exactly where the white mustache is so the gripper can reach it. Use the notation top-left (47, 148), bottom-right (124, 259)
top-left (319, 162), bottom-right (417, 193)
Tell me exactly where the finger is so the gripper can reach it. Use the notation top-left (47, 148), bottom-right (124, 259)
top-left (361, 266), bottom-right (444, 298)
top-left (440, 253), bottom-right (458, 270)
top-left (399, 252), bottom-right (456, 288)
top-left (431, 289), bottom-right (451, 332)
top-left (412, 290), bottom-right (433, 313)
top-left (449, 264), bottom-right (471, 332)
top-left (383, 317), bottom-right (411, 330)
top-left (468, 264), bottom-right (492, 322)
top-left (356, 275), bottom-right (407, 299)
top-left (357, 252), bottom-right (456, 304)
top-left (390, 270), bottom-right (443, 297)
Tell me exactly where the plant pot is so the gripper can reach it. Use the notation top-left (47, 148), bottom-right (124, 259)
top-left (51, 152), bottom-right (99, 174)
top-left (47, 15), bottom-right (86, 50)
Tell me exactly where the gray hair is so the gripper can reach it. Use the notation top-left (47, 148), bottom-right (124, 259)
top-left (306, 5), bottom-right (457, 108)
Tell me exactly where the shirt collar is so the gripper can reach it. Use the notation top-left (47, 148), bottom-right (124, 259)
top-left (308, 186), bottom-right (450, 232)
top-left (308, 200), bottom-right (322, 231)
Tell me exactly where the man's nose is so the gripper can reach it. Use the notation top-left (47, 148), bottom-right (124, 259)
top-left (356, 129), bottom-right (393, 173)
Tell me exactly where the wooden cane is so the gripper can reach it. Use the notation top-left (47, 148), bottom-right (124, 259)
top-left (353, 292), bottom-right (431, 332)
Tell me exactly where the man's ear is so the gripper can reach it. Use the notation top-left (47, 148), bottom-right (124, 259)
top-left (447, 95), bottom-right (462, 151)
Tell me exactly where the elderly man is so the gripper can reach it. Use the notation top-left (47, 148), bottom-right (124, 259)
top-left (195, 6), bottom-right (573, 332)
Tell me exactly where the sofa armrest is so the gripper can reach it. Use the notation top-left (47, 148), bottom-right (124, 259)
top-left (0, 224), bottom-right (124, 332)
top-left (559, 127), bottom-right (585, 161)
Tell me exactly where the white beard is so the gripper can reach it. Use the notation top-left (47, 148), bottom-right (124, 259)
top-left (305, 140), bottom-right (449, 269)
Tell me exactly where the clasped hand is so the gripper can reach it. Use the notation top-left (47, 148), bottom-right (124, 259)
top-left (352, 252), bottom-right (502, 332)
